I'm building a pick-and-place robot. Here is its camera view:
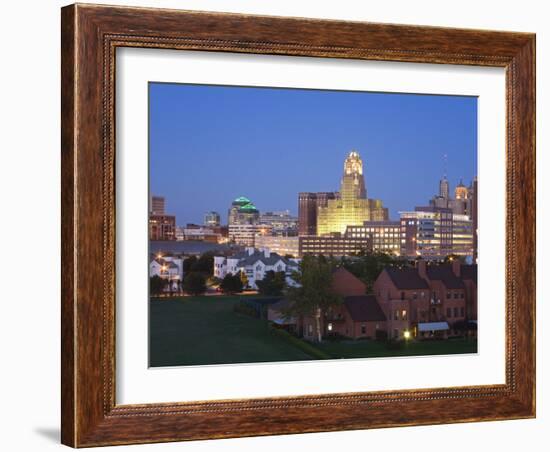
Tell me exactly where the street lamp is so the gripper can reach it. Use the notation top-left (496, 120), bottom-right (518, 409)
top-left (403, 330), bottom-right (411, 340)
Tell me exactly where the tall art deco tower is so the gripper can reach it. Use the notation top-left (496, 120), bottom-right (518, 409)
top-left (316, 150), bottom-right (388, 236)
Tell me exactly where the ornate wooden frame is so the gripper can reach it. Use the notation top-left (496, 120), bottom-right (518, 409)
top-left (61, 3), bottom-right (536, 447)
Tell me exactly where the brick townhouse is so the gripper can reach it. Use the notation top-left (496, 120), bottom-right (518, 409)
top-left (374, 260), bottom-right (477, 339)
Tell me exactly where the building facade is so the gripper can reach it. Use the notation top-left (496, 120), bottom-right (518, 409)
top-left (316, 151), bottom-right (388, 236)
top-left (259, 210), bottom-right (298, 236)
top-left (298, 235), bottom-right (372, 257)
top-left (228, 223), bottom-right (272, 246)
top-left (345, 221), bottom-right (401, 255)
top-left (298, 191), bottom-right (338, 236)
top-left (400, 207), bottom-right (473, 259)
top-left (204, 211), bottom-right (221, 227)
top-left (150, 195), bottom-right (165, 216)
top-left (373, 260), bottom-right (477, 340)
top-left (228, 196), bottom-right (260, 225)
top-left (149, 214), bottom-right (176, 241)
top-left (254, 235), bottom-right (300, 258)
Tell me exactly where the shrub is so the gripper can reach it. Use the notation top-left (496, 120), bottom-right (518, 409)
top-left (269, 326), bottom-right (331, 360)
top-left (375, 329), bottom-right (388, 341)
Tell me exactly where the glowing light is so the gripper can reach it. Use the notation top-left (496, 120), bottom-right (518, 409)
top-left (404, 330), bottom-right (411, 339)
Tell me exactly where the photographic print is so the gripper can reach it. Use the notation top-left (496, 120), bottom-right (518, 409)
top-left (148, 83), bottom-right (478, 367)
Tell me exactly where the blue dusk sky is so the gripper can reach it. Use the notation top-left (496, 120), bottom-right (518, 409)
top-left (149, 83), bottom-right (477, 225)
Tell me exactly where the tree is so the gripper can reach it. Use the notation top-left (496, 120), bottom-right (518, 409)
top-left (183, 272), bottom-right (206, 296)
top-left (193, 252), bottom-right (214, 275)
top-left (182, 255), bottom-right (198, 273)
top-left (256, 270), bottom-right (286, 296)
top-left (340, 251), bottom-right (398, 293)
top-left (220, 273), bottom-right (243, 295)
top-left (149, 275), bottom-right (167, 296)
top-left (285, 255), bottom-right (342, 343)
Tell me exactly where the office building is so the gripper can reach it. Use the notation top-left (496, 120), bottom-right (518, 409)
top-left (298, 191), bottom-right (338, 236)
top-left (316, 151), bottom-right (388, 236)
top-left (204, 211), bottom-right (221, 227)
top-left (150, 196), bottom-right (165, 216)
top-left (345, 221), bottom-right (401, 255)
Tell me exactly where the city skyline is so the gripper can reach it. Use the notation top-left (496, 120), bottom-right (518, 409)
top-left (149, 82), bottom-right (477, 225)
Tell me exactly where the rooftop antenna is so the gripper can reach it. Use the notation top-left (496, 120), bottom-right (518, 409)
top-left (443, 153), bottom-right (448, 179)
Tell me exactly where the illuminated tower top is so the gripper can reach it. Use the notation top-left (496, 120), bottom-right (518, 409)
top-left (341, 150), bottom-right (367, 202)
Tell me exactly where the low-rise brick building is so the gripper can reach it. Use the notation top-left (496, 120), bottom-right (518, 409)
top-left (373, 260), bottom-right (477, 339)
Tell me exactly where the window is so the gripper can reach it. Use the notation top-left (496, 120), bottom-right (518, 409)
top-left (393, 329), bottom-right (399, 339)
top-left (446, 292), bottom-right (451, 299)
top-left (401, 291), bottom-right (405, 300)
top-left (361, 324), bottom-right (366, 334)
top-left (454, 293), bottom-right (459, 299)
top-left (327, 323), bottom-right (333, 332)
top-left (460, 307), bottom-right (465, 317)
top-left (460, 293), bottom-right (465, 299)
top-left (447, 307), bottom-right (452, 317)
top-left (401, 309), bottom-right (407, 320)
top-left (454, 307), bottom-right (459, 317)
top-left (413, 292), bottom-right (417, 300)
top-left (394, 309), bottom-right (399, 320)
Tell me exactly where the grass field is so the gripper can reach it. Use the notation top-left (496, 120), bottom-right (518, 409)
top-left (315, 337), bottom-right (477, 360)
top-left (150, 295), bottom-right (477, 367)
top-left (149, 295), bottom-right (312, 366)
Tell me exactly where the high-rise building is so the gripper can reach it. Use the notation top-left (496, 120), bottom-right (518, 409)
top-left (439, 176), bottom-right (449, 199)
top-left (228, 196), bottom-right (260, 225)
top-left (316, 151), bottom-right (388, 235)
top-left (298, 192), bottom-right (338, 236)
top-left (204, 211), bottom-right (221, 227)
top-left (455, 180), bottom-right (468, 200)
top-left (150, 196), bottom-right (165, 216)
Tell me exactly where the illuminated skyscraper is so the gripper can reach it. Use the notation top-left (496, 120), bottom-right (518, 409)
top-left (316, 151), bottom-right (388, 236)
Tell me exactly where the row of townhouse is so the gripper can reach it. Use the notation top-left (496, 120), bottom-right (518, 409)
top-left (269, 260), bottom-right (477, 341)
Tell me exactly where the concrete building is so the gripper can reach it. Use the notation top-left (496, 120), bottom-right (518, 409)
top-left (345, 221), bottom-right (401, 255)
top-left (298, 191), bottom-right (338, 236)
top-left (204, 211), bottom-right (221, 227)
top-left (228, 196), bottom-right (260, 226)
top-left (228, 223), bottom-right (272, 246)
top-left (400, 207), bottom-right (473, 259)
top-left (298, 234), bottom-right (372, 257)
top-left (259, 210), bottom-right (298, 236)
top-left (254, 235), bottom-right (300, 258)
top-left (316, 151), bottom-right (388, 236)
top-left (150, 195), bottom-right (165, 215)
top-left (213, 247), bottom-right (298, 290)
top-left (149, 214), bottom-right (176, 241)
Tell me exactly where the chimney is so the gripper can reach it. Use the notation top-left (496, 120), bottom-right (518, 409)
top-left (452, 259), bottom-right (461, 277)
top-left (245, 247), bottom-right (254, 256)
top-left (417, 259), bottom-right (427, 279)
top-left (264, 248), bottom-right (271, 258)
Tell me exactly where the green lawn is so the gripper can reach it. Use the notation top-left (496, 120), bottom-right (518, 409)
top-left (149, 295), bottom-right (313, 366)
top-left (314, 337), bottom-right (477, 360)
top-left (150, 295), bottom-right (477, 366)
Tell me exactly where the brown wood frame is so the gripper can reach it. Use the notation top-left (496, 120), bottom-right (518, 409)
top-left (61, 3), bottom-right (536, 447)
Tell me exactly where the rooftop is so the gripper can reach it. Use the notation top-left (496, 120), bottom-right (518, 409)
top-left (344, 295), bottom-right (387, 322)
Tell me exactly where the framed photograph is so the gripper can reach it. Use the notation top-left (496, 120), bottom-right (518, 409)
top-left (61, 3), bottom-right (535, 447)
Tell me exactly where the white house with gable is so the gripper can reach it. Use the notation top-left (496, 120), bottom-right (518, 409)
top-left (149, 256), bottom-right (184, 291)
top-left (214, 247), bottom-right (299, 289)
